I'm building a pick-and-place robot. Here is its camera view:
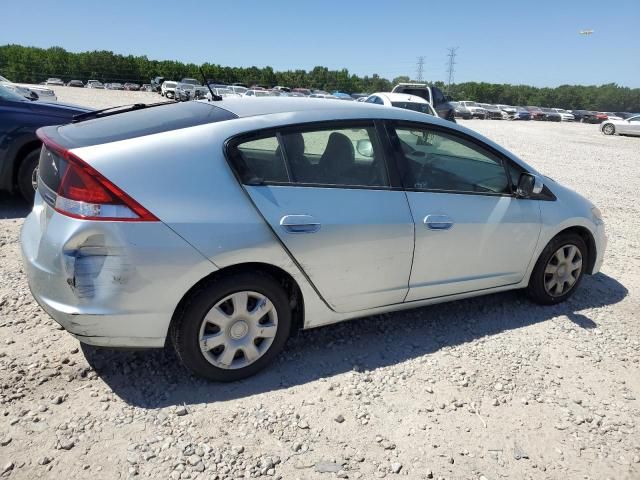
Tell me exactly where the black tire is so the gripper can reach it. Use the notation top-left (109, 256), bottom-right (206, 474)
top-left (526, 233), bottom-right (588, 305)
top-left (170, 271), bottom-right (292, 381)
top-left (17, 149), bottom-right (40, 203)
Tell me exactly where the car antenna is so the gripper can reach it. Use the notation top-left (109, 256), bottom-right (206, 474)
top-left (200, 67), bottom-right (222, 101)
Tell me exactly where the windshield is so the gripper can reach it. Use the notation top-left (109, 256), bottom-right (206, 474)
top-left (164, 82), bottom-right (177, 88)
top-left (463, 101), bottom-right (477, 107)
top-left (0, 83), bottom-right (28, 102)
top-left (391, 102), bottom-right (433, 115)
top-left (255, 91), bottom-right (271, 97)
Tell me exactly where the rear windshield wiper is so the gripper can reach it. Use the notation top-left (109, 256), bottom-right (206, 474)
top-left (71, 102), bottom-right (170, 123)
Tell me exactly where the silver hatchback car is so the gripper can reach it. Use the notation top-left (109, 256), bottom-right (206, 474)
top-left (21, 98), bottom-right (606, 381)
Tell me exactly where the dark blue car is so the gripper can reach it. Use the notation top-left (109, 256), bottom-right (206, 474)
top-left (0, 84), bottom-right (91, 201)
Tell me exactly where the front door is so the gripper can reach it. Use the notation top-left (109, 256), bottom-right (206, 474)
top-left (386, 122), bottom-right (541, 301)
top-left (227, 121), bottom-right (414, 313)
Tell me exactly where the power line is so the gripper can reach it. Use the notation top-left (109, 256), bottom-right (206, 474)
top-left (446, 47), bottom-right (458, 88)
top-left (416, 56), bottom-right (425, 82)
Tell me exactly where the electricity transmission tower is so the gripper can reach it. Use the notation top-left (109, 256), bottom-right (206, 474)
top-left (416, 56), bottom-right (425, 82)
top-left (446, 47), bottom-right (458, 88)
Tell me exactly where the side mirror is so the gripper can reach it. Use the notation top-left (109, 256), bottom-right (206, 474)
top-left (356, 139), bottom-right (374, 158)
top-left (516, 173), bottom-right (543, 198)
top-left (29, 91), bottom-right (39, 101)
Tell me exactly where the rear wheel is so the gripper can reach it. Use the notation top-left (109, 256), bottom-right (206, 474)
top-left (171, 272), bottom-right (292, 381)
top-left (602, 123), bottom-right (615, 135)
top-left (526, 233), bottom-right (587, 305)
top-left (17, 149), bottom-right (40, 203)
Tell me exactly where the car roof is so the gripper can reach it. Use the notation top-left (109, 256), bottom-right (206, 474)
top-left (370, 92), bottom-right (429, 103)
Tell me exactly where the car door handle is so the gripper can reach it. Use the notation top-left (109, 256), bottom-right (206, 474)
top-left (424, 214), bottom-right (454, 230)
top-left (280, 215), bottom-right (321, 234)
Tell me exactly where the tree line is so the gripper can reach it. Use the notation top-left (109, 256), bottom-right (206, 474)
top-left (1, 44), bottom-right (638, 112)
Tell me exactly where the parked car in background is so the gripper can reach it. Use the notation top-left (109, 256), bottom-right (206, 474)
top-left (571, 110), bottom-right (599, 123)
top-left (526, 106), bottom-right (545, 121)
top-left (309, 93), bottom-right (338, 99)
top-left (552, 108), bottom-right (575, 121)
top-left (0, 75), bottom-right (58, 101)
top-left (180, 78), bottom-right (200, 86)
top-left (540, 108), bottom-right (561, 122)
top-left (458, 101), bottom-right (487, 119)
top-left (45, 78), bottom-right (64, 86)
top-left (273, 86), bottom-right (291, 92)
top-left (140, 84), bottom-right (152, 92)
top-left (174, 83), bottom-right (197, 102)
top-left (292, 88), bottom-right (311, 96)
top-left (614, 112), bottom-right (634, 119)
top-left (601, 114), bottom-right (640, 136)
top-left (161, 81), bottom-right (177, 99)
top-left (21, 98), bottom-right (606, 381)
top-left (244, 89), bottom-right (274, 98)
top-left (206, 88), bottom-right (242, 101)
top-left (350, 93), bottom-right (369, 100)
top-left (124, 83), bottom-right (140, 91)
top-left (602, 112), bottom-right (623, 121)
top-left (391, 83), bottom-right (455, 121)
top-left (496, 104), bottom-right (516, 119)
top-left (479, 103), bottom-right (503, 119)
top-left (450, 101), bottom-right (472, 119)
top-left (365, 92), bottom-right (437, 116)
top-left (108, 83), bottom-right (124, 90)
top-left (67, 80), bottom-right (84, 88)
top-left (512, 107), bottom-right (532, 120)
top-left (86, 80), bottom-right (104, 89)
top-left (333, 92), bottom-right (355, 101)
top-left (0, 83), bottom-right (90, 201)
top-left (151, 76), bottom-right (165, 92)
top-left (227, 85), bottom-right (248, 95)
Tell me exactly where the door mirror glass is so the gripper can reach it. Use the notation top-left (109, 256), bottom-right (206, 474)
top-left (516, 173), bottom-right (543, 197)
top-left (355, 139), bottom-right (374, 158)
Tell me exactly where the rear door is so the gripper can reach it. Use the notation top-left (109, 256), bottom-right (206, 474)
top-left (226, 121), bottom-right (414, 313)
top-left (385, 121), bottom-right (541, 300)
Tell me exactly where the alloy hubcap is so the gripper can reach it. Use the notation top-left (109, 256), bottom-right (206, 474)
top-left (199, 291), bottom-right (278, 370)
top-left (544, 244), bottom-right (582, 297)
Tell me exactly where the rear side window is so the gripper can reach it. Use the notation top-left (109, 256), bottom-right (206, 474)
top-left (229, 123), bottom-right (390, 188)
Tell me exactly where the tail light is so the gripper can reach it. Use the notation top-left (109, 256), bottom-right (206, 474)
top-left (36, 132), bottom-right (158, 222)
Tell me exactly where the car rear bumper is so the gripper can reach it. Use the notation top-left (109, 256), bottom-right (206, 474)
top-left (20, 192), bottom-right (217, 348)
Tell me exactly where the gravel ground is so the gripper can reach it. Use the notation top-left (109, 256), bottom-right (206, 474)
top-left (1, 94), bottom-right (639, 480)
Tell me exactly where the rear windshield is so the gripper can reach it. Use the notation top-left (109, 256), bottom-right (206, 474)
top-left (55, 102), bottom-right (237, 148)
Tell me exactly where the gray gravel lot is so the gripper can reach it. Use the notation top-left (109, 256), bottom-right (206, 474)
top-left (0, 91), bottom-right (638, 480)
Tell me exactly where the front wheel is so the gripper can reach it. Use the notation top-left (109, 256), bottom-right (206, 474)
top-left (170, 272), bottom-right (292, 381)
top-left (602, 123), bottom-right (615, 135)
top-left (526, 233), bottom-right (587, 305)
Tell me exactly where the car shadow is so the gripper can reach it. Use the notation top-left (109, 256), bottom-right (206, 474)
top-left (82, 273), bottom-right (627, 409)
top-left (0, 193), bottom-right (30, 219)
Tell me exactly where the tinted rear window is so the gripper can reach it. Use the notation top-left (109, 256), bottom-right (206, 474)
top-left (56, 102), bottom-right (237, 148)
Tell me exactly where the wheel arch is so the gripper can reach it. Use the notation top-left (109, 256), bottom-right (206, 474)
top-left (553, 225), bottom-right (597, 274)
top-left (168, 262), bottom-right (305, 346)
top-left (8, 138), bottom-right (41, 191)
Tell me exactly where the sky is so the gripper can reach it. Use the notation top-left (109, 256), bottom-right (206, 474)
top-left (2, 0), bottom-right (639, 88)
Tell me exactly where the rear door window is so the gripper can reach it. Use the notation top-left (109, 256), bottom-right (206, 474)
top-left (229, 122), bottom-right (390, 188)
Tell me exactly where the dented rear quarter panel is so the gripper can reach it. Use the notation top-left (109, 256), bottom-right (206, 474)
top-left (21, 192), bottom-right (217, 345)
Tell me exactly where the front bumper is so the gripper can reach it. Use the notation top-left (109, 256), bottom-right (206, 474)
top-left (21, 193), bottom-right (216, 348)
top-left (592, 222), bottom-right (607, 275)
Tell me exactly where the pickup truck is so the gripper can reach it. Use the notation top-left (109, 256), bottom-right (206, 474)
top-left (391, 83), bottom-right (456, 122)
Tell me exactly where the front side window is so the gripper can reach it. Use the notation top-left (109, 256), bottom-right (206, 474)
top-left (393, 126), bottom-right (510, 194)
top-left (231, 123), bottom-right (389, 188)
top-left (629, 115), bottom-right (640, 123)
